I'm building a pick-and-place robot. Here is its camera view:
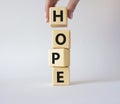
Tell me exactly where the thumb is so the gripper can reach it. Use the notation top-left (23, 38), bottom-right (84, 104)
top-left (67, 0), bottom-right (79, 19)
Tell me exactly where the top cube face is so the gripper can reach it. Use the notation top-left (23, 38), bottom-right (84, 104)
top-left (49, 7), bottom-right (68, 27)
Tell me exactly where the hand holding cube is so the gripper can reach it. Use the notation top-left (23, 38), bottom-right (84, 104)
top-left (45, 0), bottom-right (79, 22)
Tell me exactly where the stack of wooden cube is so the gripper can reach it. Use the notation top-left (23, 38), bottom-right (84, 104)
top-left (48, 7), bottom-right (71, 86)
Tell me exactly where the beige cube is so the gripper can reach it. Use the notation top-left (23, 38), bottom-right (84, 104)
top-left (48, 49), bottom-right (70, 67)
top-left (52, 30), bottom-right (71, 49)
top-left (52, 67), bottom-right (70, 86)
top-left (49, 7), bottom-right (68, 27)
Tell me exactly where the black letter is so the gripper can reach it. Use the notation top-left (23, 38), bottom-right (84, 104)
top-left (53, 10), bottom-right (63, 22)
top-left (57, 71), bottom-right (64, 83)
top-left (52, 53), bottom-right (60, 64)
top-left (56, 33), bottom-right (66, 45)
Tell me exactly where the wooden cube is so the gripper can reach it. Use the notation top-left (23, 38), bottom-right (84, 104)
top-left (48, 49), bottom-right (70, 67)
top-left (52, 67), bottom-right (70, 86)
top-left (49, 7), bottom-right (68, 27)
top-left (52, 30), bottom-right (71, 49)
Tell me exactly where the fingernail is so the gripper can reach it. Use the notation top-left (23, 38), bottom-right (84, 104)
top-left (45, 18), bottom-right (48, 22)
top-left (70, 12), bottom-right (73, 19)
top-left (44, 12), bottom-right (48, 22)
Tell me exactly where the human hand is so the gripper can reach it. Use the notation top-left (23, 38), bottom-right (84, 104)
top-left (45, 0), bottom-right (79, 22)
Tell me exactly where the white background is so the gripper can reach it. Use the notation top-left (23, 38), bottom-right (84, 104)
top-left (0, 0), bottom-right (120, 104)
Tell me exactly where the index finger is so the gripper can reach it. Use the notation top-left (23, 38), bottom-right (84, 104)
top-left (45, 0), bottom-right (59, 22)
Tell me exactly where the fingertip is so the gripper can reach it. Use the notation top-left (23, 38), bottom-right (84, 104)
top-left (45, 18), bottom-right (48, 23)
top-left (67, 9), bottom-right (73, 19)
top-left (44, 11), bottom-right (49, 23)
top-left (69, 12), bottom-right (73, 19)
